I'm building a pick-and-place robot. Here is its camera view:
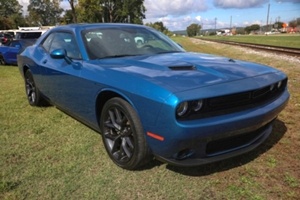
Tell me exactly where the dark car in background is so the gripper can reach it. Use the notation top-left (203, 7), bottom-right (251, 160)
top-left (15, 31), bottom-right (44, 40)
top-left (0, 39), bottom-right (36, 65)
top-left (0, 32), bottom-right (14, 46)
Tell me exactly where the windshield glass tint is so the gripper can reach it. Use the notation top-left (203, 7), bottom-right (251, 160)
top-left (82, 27), bottom-right (184, 59)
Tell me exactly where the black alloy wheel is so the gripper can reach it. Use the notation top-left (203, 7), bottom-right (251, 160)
top-left (24, 70), bottom-right (43, 106)
top-left (100, 97), bottom-right (150, 170)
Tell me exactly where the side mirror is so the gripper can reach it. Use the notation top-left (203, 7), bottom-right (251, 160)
top-left (50, 49), bottom-right (72, 64)
top-left (50, 49), bottom-right (66, 59)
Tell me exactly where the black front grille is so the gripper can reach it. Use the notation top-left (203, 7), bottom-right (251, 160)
top-left (207, 79), bottom-right (287, 112)
top-left (208, 91), bottom-right (251, 109)
top-left (253, 86), bottom-right (270, 98)
top-left (179, 78), bottom-right (287, 120)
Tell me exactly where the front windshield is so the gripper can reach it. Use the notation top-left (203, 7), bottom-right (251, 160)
top-left (82, 26), bottom-right (185, 59)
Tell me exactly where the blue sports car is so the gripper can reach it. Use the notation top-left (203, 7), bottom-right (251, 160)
top-left (18, 23), bottom-right (289, 170)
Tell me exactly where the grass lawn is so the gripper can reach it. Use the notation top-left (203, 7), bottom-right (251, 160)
top-left (1, 38), bottom-right (299, 199)
top-left (197, 34), bottom-right (300, 48)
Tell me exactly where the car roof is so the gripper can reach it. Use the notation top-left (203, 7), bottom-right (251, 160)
top-left (51, 23), bottom-right (148, 32)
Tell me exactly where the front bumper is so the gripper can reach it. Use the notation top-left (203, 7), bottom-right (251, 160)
top-left (155, 120), bottom-right (273, 167)
top-left (146, 89), bottom-right (289, 167)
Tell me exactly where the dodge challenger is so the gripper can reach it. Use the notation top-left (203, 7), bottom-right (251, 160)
top-left (18, 23), bottom-right (289, 170)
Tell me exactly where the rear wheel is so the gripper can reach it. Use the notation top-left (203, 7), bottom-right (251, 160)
top-left (0, 55), bottom-right (6, 65)
top-left (100, 97), bottom-right (151, 170)
top-left (24, 70), bottom-right (44, 106)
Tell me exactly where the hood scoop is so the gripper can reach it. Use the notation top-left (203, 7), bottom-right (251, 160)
top-left (168, 65), bottom-right (196, 71)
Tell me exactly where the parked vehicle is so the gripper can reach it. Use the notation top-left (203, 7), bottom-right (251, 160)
top-left (0, 40), bottom-right (36, 65)
top-left (0, 32), bottom-right (13, 45)
top-left (18, 23), bottom-right (289, 170)
top-left (15, 30), bottom-right (46, 40)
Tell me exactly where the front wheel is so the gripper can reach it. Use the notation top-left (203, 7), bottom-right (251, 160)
top-left (24, 70), bottom-right (44, 106)
top-left (100, 97), bottom-right (151, 170)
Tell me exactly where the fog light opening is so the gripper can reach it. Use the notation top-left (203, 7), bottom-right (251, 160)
top-left (173, 148), bottom-right (194, 160)
top-left (277, 81), bottom-right (282, 89)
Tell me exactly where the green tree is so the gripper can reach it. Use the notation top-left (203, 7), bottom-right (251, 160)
top-left (61, 9), bottom-right (75, 24)
top-left (145, 22), bottom-right (167, 32)
top-left (145, 21), bottom-right (172, 36)
top-left (250, 24), bottom-right (260, 31)
top-left (100, 0), bottom-right (145, 23)
top-left (77, 0), bottom-right (103, 23)
top-left (0, 17), bottom-right (13, 30)
top-left (76, 0), bottom-right (145, 24)
top-left (70, 0), bottom-right (78, 22)
top-left (10, 13), bottom-right (28, 28)
top-left (27, 0), bottom-right (63, 26)
top-left (186, 23), bottom-right (201, 37)
top-left (273, 21), bottom-right (284, 29)
top-left (63, 0), bottom-right (78, 23)
top-left (0, 0), bottom-right (22, 17)
top-left (244, 24), bottom-right (260, 34)
top-left (0, 0), bottom-right (23, 29)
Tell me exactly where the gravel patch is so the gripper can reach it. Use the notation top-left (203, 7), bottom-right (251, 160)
top-left (189, 38), bottom-right (300, 64)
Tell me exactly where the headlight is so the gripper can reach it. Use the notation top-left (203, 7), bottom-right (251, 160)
top-left (176, 100), bottom-right (204, 118)
top-left (192, 100), bottom-right (203, 112)
top-left (176, 102), bottom-right (189, 117)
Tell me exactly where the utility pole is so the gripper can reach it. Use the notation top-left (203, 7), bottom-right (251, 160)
top-left (201, 22), bottom-right (203, 35)
top-left (230, 15), bottom-right (232, 30)
top-left (266, 3), bottom-right (270, 32)
top-left (215, 17), bottom-right (217, 34)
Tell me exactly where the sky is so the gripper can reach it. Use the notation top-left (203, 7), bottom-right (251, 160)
top-left (18, 0), bottom-right (300, 31)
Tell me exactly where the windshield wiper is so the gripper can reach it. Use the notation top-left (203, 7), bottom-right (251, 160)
top-left (156, 51), bottom-right (183, 54)
top-left (100, 54), bottom-right (142, 59)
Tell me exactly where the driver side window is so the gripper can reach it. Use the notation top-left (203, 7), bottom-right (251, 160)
top-left (42, 32), bottom-right (81, 60)
top-left (42, 33), bottom-right (55, 52)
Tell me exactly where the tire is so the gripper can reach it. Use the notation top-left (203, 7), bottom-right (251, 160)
top-left (0, 55), bottom-right (6, 65)
top-left (100, 97), bottom-right (151, 170)
top-left (24, 70), bottom-right (44, 106)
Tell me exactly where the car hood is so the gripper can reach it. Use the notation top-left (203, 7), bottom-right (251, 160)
top-left (96, 52), bottom-right (278, 92)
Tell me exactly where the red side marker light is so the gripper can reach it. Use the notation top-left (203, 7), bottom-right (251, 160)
top-left (147, 132), bottom-right (164, 141)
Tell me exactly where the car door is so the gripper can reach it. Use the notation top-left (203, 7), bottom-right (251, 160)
top-left (37, 31), bottom-right (84, 113)
top-left (4, 41), bottom-right (21, 64)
